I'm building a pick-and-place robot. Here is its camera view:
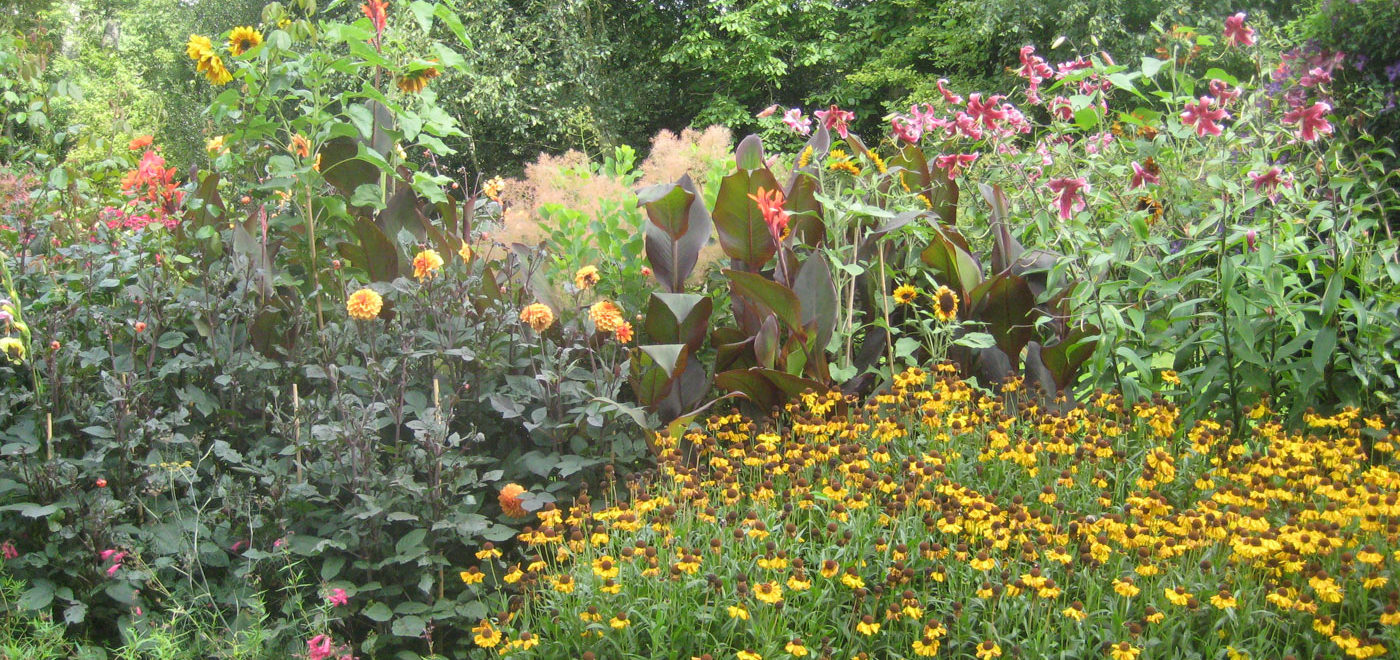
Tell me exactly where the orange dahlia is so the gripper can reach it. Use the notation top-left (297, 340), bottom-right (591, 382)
top-left (499, 483), bottom-right (528, 518)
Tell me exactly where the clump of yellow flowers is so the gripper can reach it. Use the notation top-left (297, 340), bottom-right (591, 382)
top-left (460, 365), bottom-right (1397, 659)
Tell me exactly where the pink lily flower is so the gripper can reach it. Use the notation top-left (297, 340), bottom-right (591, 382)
top-left (936, 78), bottom-right (964, 106)
top-left (1223, 13), bottom-right (1256, 48)
top-left (1248, 167), bottom-right (1291, 201)
top-left (814, 105), bottom-right (854, 139)
top-left (1180, 96), bottom-right (1230, 137)
top-left (1282, 102), bottom-right (1333, 142)
top-left (1130, 161), bottom-right (1159, 189)
top-left (1047, 177), bottom-right (1090, 220)
top-left (782, 108), bottom-right (811, 136)
top-left (934, 153), bottom-right (980, 179)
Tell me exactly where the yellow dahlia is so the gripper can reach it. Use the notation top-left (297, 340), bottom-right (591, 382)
top-left (346, 288), bottom-right (383, 320)
top-left (589, 301), bottom-right (624, 333)
top-left (520, 303), bottom-right (555, 332)
top-left (412, 248), bottom-right (444, 282)
top-left (574, 265), bottom-right (600, 290)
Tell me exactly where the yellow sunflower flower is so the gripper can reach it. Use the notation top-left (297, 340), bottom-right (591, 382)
top-left (227, 26), bottom-right (263, 56)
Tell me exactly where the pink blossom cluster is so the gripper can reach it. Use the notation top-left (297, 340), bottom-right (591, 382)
top-left (306, 634), bottom-right (355, 660)
top-left (1267, 45), bottom-right (1341, 141)
top-left (101, 206), bottom-right (178, 232)
top-left (1, 540), bottom-right (18, 560)
top-left (99, 548), bottom-right (126, 577)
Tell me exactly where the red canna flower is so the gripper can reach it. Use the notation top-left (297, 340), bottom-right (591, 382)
top-left (1180, 96), bottom-right (1229, 137)
top-left (362, 0), bottom-right (388, 42)
top-left (747, 187), bottom-right (790, 241)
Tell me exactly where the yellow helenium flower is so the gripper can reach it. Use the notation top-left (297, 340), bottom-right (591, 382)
top-left (933, 285), bottom-right (959, 322)
top-left (346, 288), bottom-right (383, 320)
top-left (227, 26), bottom-right (263, 56)
top-left (519, 303), bottom-right (555, 332)
top-left (574, 265), bottom-right (600, 290)
top-left (412, 248), bottom-right (444, 282)
top-left (754, 581), bottom-right (782, 604)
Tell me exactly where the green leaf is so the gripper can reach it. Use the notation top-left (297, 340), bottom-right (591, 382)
top-left (735, 134), bottom-right (766, 171)
top-left (645, 293), bottom-right (712, 353)
top-left (408, 0), bottom-right (435, 33)
top-left (363, 602), bottom-right (394, 622)
top-left (726, 269), bottom-right (803, 334)
top-left (395, 529), bottom-right (428, 557)
top-left (713, 168), bottom-right (781, 271)
top-left (793, 256), bottom-right (838, 353)
top-left (1140, 56), bottom-right (1167, 78)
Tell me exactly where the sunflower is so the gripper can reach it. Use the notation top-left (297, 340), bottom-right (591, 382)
top-left (198, 55), bottom-right (233, 85)
top-left (186, 34), bottom-right (214, 61)
top-left (345, 288), bottom-right (383, 320)
top-left (933, 285), bottom-right (959, 323)
top-left (228, 26), bottom-right (263, 56)
top-left (893, 284), bottom-right (918, 305)
top-left (397, 66), bottom-right (441, 94)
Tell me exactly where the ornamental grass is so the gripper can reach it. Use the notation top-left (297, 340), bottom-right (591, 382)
top-left (472, 366), bottom-right (1400, 659)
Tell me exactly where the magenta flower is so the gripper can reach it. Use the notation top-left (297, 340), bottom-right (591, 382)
top-left (1282, 101), bottom-right (1333, 142)
top-left (1246, 229), bottom-right (1257, 252)
top-left (1208, 79), bottom-right (1240, 107)
top-left (782, 108), bottom-right (811, 136)
top-left (1223, 13), bottom-right (1256, 48)
top-left (934, 153), bottom-right (980, 179)
top-left (1248, 167), bottom-right (1291, 201)
top-left (307, 635), bottom-right (336, 660)
top-left (1180, 96), bottom-right (1230, 137)
top-left (326, 588), bottom-right (349, 607)
top-left (1050, 96), bottom-right (1074, 122)
top-left (1130, 161), bottom-right (1159, 189)
top-left (1047, 177), bottom-right (1090, 220)
top-left (936, 78), bottom-right (964, 106)
top-left (964, 93), bottom-right (1008, 131)
top-left (890, 117), bottom-right (922, 144)
top-left (2, 540), bottom-right (18, 560)
top-left (814, 105), bottom-right (854, 139)
top-left (106, 563), bottom-right (122, 577)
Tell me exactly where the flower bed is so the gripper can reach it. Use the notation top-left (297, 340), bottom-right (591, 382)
top-left (479, 367), bottom-right (1399, 659)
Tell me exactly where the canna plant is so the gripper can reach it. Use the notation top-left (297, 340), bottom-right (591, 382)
top-left (629, 126), bottom-right (1098, 430)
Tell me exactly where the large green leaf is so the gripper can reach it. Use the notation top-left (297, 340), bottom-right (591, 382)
top-left (714, 168), bottom-right (781, 271)
top-left (318, 136), bottom-right (381, 200)
top-left (726, 269), bottom-right (803, 334)
top-left (714, 368), bottom-right (780, 413)
top-left (640, 174), bottom-right (712, 292)
top-left (645, 292), bottom-right (712, 353)
top-left (792, 256), bottom-right (838, 354)
top-left (734, 134), bottom-right (766, 171)
top-left (352, 216), bottom-right (401, 282)
top-left (630, 344), bottom-right (688, 408)
top-left (969, 274), bottom-right (1037, 362)
top-left (919, 228), bottom-right (983, 301)
top-left (1036, 325), bottom-right (1098, 391)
